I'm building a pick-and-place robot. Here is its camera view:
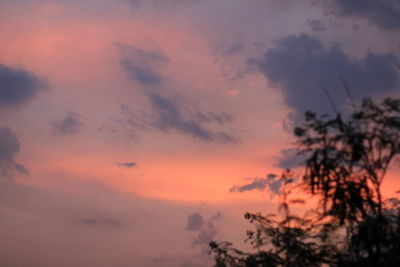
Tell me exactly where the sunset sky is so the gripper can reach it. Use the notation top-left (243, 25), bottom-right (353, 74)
top-left (1, 1), bottom-right (400, 266)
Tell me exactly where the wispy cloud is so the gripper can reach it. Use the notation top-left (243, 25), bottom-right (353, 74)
top-left (0, 127), bottom-right (28, 178)
top-left (113, 161), bottom-right (137, 168)
top-left (230, 174), bottom-right (286, 198)
top-left (51, 113), bottom-right (83, 136)
top-left (186, 212), bottom-right (222, 250)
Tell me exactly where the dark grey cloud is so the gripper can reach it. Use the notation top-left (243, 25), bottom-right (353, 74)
top-left (118, 44), bottom-right (237, 143)
top-left (230, 174), bottom-right (284, 197)
top-left (113, 161), bottom-right (137, 168)
top-left (0, 64), bottom-right (44, 108)
top-left (324, 0), bottom-right (400, 30)
top-left (0, 127), bottom-right (28, 178)
top-left (51, 113), bottom-right (83, 136)
top-left (80, 217), bottom-right (124, 228)
top-left (186, 212), bottom-right (222, 248)
top-left (251, 33), bottom-right (400, 122)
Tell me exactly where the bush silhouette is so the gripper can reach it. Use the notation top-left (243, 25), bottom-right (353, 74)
top-left (210, 97), bottom-right (400, 267)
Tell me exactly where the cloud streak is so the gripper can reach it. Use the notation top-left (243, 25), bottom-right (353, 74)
top-left (230, 174), bottom-right (285, 197)
top-left (118, 44), bottom-right (237, 143)
top-left (113, 161), bottom-right (137, 168)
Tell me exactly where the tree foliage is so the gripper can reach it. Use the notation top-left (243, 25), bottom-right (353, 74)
top-left (210, 97), bottom-right (400, 266)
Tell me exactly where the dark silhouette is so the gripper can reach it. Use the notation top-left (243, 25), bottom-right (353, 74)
top-left (210, 97), bottom-right (400, 266)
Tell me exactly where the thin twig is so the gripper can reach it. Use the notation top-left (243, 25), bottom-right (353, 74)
top-left (324, 87), bottom-right (339, 115)
top-left (339, 76), bottom-right (357, 111)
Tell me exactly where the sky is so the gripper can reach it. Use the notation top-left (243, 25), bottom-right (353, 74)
top-left (1, 0), bottom-right (400, 266)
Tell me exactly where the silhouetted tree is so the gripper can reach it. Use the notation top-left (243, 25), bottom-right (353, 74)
top-left (210, 97), bottom-right (400, 266)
